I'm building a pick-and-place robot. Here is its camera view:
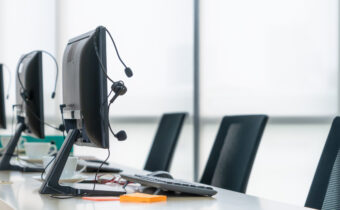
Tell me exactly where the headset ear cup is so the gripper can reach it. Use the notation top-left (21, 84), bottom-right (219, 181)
top-left (118, 85), bottom-right (127, 95)
top-left (111, 81), bottom-right (127, 95)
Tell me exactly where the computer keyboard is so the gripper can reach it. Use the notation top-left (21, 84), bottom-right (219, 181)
top-left (120, 173), bottom-right (217, 196)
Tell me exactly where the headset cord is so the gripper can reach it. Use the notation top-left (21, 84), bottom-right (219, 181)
top-left (99, 90), bottom-right (115, 138)
top-left (93, 148), bottom-right (111, 191)
top-left (40, 155), bottom-right (56, 182)
top-left (99, 92), bottom-right (121, 140)
top-left (93, 27), bottom-right (130, 84)
top-left (94, 100), bottom-right (121, 190)
top-left (105, 28), bottom-right (128, 69)
top-left (107, 101), bottom-right (116, 138)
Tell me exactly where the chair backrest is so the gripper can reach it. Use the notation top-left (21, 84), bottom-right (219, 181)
top-left (321, 148), bottom-right (340, 209)
top-left (305, 117), bottom-right (340, 209)
top-left (144, 112), bottom-right (187, 172)
top-left (200, 115), bottom-right (268, 193)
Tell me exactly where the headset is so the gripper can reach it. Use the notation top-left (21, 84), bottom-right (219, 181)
top-left (93, 26), bottom-right (133, 141)
top-left (16, 50), bottom-right (62, 132)
top-left (16, 50), bottom-right (58, 102)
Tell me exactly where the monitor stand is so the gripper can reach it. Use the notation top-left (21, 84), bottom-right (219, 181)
top-left (0, 116), bottom-right (44, 172)
top-left (39, 129), bottom-right (126, 196)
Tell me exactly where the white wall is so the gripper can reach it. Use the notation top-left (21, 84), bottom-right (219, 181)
top-left (0, 0), bottom-right (58, 121)
top-left (201, 0), bottom-right (338, 117)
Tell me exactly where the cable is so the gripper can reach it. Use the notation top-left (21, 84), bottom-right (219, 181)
top-left (100, 89), bottom-right (112, 123)
top-left (93, 34), bottom-right (114, 84)
top-left (93, 27), bottom-right (132, 84)
top-left (2, 64), bottom-right (11, 99)
top-left (99, 98), bottom-right (116, 139)
top-left (98, 89), bottom-right (113, 136)
top-left (24, 99), bottom-right (61, 132)
top-left (16, 50), bottom-right (58, 99)
top-left (93, 148), bottom-right (111, 191)
top-left (40, 155), bottom-right (56, 181)
top-left (105, 28), bottom-right (128, 69)
top-left (107, 102), bottom-right (116, 137)
top-left (107, 89), bottom-right (113, 98)
top-left (100, 89), bottom-right (113, 109)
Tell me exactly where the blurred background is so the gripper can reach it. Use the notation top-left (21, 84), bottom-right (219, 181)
top-left (0, 0), bottom-right (338, 207)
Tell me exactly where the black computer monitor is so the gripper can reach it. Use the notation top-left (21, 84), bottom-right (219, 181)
top-left (0, 52), bottom-right (46, 172)
top-left (16, 52), bottom-right (45, 139)
top-left (40, 26), bottom-right (125, 196)
top-left (62, 26), bottom-right (108, 148)
top-left (0, 64), bottom-right (6, 129)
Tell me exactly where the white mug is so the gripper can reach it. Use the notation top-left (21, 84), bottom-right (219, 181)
top-left (43, 156), bottom-right (86, 179)
top-left (24, 142), bottom-right (57, 159)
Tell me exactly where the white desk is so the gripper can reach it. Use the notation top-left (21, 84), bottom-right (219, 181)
top-left (0, 165), bottom-right (311, 210)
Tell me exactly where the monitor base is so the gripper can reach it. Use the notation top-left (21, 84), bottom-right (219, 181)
top-left (39, 129), bottom-right (126, 196)
top-left (0, 116), bottom-right (44, 172)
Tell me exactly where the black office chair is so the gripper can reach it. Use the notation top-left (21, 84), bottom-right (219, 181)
top-left (144, 113), bottom-right (187, 172)
top-left (200, 115), bottom-right (268, 193)
top-left (305, 117), bottom-right (340, 209)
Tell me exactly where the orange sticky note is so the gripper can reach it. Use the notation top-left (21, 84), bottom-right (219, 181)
top-left (119, 193), bottom-right (167, 203)
top-left (82, 197), bottom-right (120, 201)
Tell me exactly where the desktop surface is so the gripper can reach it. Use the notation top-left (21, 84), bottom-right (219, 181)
top-left (0, 164), bottom-right (311, 210)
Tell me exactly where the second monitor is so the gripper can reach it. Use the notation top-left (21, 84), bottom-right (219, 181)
top-left (16, 51), bottom-right (45, 138)
top-left (40, 26), bottom-right (126, 196)
top-left (0, 52), bottom-right (46, 172)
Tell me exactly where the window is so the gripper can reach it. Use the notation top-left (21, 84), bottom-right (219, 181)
top-left (201, 0), bottom-right (338, 117)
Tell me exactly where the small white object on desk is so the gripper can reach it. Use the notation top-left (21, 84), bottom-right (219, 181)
top-left (24, 142), bottom-right (57, 159)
